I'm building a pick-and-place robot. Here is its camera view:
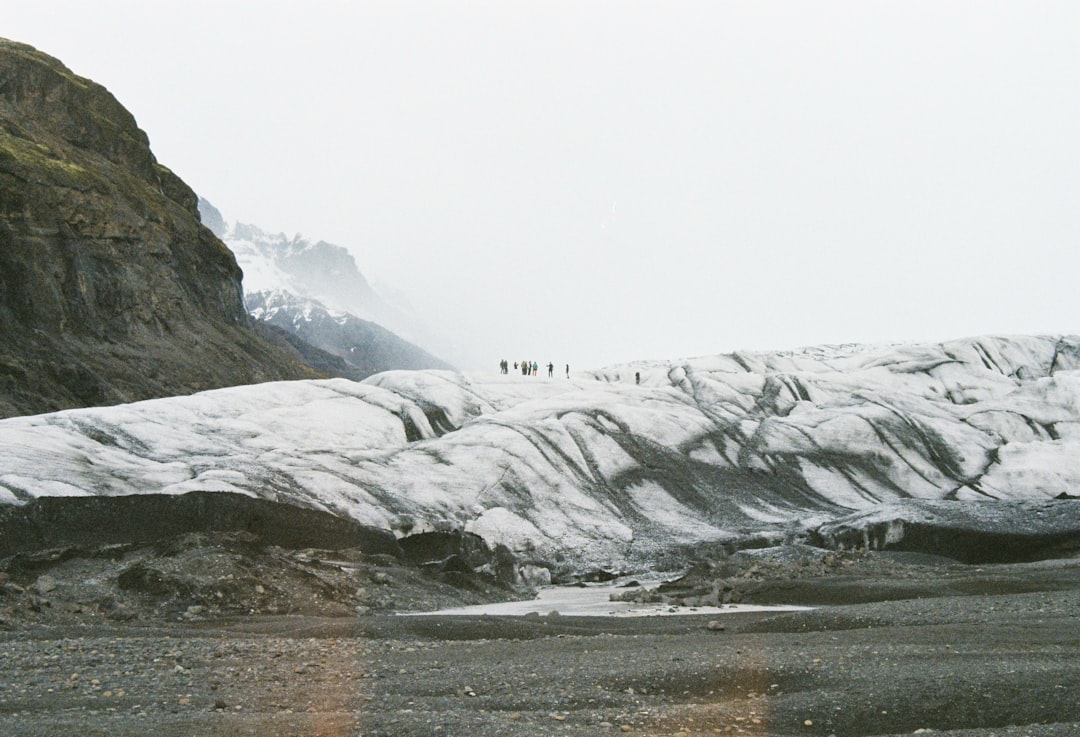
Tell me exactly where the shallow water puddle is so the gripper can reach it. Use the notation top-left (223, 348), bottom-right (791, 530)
top-left (401, 580), bottom-right (811, 617)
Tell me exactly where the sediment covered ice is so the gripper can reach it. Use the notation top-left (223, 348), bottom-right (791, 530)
top-left (2, 334), bottom-right (1079, 569)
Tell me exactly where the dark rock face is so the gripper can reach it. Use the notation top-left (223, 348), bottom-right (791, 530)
top-left (809, 499), bottom-right (1080, 563)
top-left (0, 491), bottom-right (404, 559)
top-left (398, 530), bottom-right (491, 567)
top-left (0, 39), bottom-right (321, 418)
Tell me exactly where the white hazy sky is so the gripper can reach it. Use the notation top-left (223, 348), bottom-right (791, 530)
top-left (4, 1), bottom-right (1079, 370)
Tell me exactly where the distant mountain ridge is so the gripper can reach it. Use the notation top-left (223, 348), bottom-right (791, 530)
top-left (0, 39), bottom-right (320, 419)
top-left (246, 289), bottom-right (452, 379)
top-left (199, 198), bottom-right (454, 378)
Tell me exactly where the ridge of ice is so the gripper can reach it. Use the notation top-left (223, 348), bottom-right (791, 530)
top-left (1, 334), bottom-right (1079, 569)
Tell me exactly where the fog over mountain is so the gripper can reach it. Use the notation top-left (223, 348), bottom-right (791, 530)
top-left (199, 198), bottom-right (455, 378)
top-left (9, 4), bottom-right (1080, 373)
top-left (3, 334), bottom-right (1078, 577)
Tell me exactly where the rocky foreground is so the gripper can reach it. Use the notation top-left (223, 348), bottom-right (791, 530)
top-left (2, 517), bottom-right (1078, 737)
top-left (2, 548), bottom-right (1080, 730)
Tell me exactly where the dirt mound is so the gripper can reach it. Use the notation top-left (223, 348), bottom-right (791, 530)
top-left (613, 544), bottom-right (1080, 607)
top-left (0, 531), bottom-right (519, 628)
top-left (809, 499), bottom-right (1080, 563)
top-left (0, 494), bottom-right (522, 627)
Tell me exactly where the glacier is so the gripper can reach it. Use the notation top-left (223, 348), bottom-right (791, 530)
top-left (2, 335), bottom-right (1079, 572)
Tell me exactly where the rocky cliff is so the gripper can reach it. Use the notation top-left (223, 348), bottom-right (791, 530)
top-left (0, 39), bottom-right (321, 418)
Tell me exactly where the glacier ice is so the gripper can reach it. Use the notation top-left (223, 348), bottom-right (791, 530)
top-left (2, 334), bottom-right (1079, 570)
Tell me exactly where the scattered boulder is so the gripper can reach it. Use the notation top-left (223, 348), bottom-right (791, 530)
top-left (32, 574), bottom-right (57, 593)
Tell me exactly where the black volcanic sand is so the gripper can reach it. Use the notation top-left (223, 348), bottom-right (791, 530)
top-left (2, 557), bottom-right (1078, 737)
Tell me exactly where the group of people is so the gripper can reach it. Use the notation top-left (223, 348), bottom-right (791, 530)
top-left (499, 359), bottom-right (569, 378)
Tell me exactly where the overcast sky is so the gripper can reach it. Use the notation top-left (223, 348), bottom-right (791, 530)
top-left (5, 2), bottom-right (1079, 370)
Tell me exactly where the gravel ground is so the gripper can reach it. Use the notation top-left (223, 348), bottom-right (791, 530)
top-left (1, 557), bottom-right (1078, 737)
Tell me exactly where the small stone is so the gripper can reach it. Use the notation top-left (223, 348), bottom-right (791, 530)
top-left (621, 726), bottom-right (633, 733)
top-left (707, 620), bottom-right (726, 631)
top-left (107, 605), bottom-right (137, 622)
top-left (35, 575), bottom-right (57, 593)
top-left (803, 719), bottom-right (814, 726)
top-left (178, 698), bottom-right (191, 706)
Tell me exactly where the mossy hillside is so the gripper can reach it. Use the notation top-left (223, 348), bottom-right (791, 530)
top-left (0, 132), bottom-right (183, 251)
top-left (0, 37), bottom-right (160, 195)
top-left (0, 39), bottom-right (88, 88)
top-left (0, 124), bottom-right (92, 185)
top-left (0, 37), bottom-right (322, 418)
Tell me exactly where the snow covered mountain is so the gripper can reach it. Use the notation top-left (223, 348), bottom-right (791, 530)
top-left (246, 290), bottom-right (453, 379)
top-left (198, 198), bottom-right (455, 376)
top-left (2, 335), bottom-right (1079, 575)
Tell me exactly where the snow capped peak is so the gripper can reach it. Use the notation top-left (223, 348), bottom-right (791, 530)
top-left (246, 289), bottom-right (349, 325)
top-left (198, 199), bottom-right (444, 355)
